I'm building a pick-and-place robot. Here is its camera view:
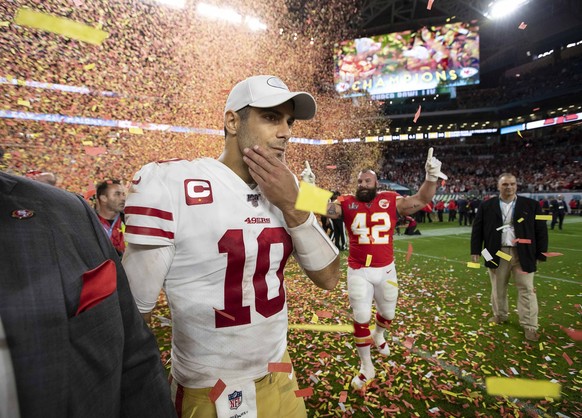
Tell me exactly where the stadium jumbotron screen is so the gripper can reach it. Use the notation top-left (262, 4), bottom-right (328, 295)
top-left (333, 21), bottom-right (480, 100)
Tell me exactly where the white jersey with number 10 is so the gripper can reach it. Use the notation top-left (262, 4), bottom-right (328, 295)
top-left (124, 158), bottom-right (291, 388)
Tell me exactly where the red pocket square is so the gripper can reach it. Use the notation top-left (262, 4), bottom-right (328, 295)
top-left (76, 259), bottom-right (117, 315)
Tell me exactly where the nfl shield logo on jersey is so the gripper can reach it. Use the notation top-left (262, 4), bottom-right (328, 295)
top-left (228, 390), bottom-right (242, 410)
top-left (247, 194), bottom-right (260, 207)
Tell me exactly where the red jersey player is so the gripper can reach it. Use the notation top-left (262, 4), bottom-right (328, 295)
top-left (327, 148), bottom-right (447, 389)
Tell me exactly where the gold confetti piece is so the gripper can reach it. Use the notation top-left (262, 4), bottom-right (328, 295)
top-left (467, 262), bottom-right (480, 269)
top-left (517, 217), bottom-right (524, 223)
top-left (517, 130), bottom-right (523, 138)
top-left (288, 324), bottom-right (353, 332)
top-left (81, 140), bottom-right (94, 146)
top-left (386, 280), bottom-right (398, 287)
top-left (535, 214), bottom-right (552, 221)
top-left (17, 99), bottom-right (31, 107)
top-left (14, 8), bottom-right (109, 46)
top-left (0, 21), bottom-right (10, 27)
top-left (496, 251), bottom-right (512, 261)
top-left (129, 127), bottom-right (144, 135)
top-left (413, 105), bottom-right (421, 123)
top-left (310, 313), bottom-right (319, 324)
top-left (83, 63), bottom-right (95, 70)
top-left (365, 254), bottom-right (372, 267)
top-left (295, 181), bottom-right (333, 216)
top-left (486, 377), bottom-right (561, 399)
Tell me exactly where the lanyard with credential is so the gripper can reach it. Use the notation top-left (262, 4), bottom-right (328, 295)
top-left (499, 198), bottom-right (516, 226)
top-left (102, 213), bottom-right (120, 238)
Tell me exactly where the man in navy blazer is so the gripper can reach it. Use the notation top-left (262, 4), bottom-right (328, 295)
top-left (471, 173), bottom-right (548, 342)
top-left (0, 172), bottom-right (177, 418)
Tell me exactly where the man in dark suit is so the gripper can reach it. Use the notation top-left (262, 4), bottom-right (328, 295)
top-left (471, 173), bottom-right (548, 342)
top-left (0, 172), bottom-right (176, 418)
top-left (549, 194), bottom-right (568, 230)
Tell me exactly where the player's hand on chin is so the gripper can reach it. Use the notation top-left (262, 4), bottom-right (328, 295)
top-left (242, 145), bottom-right (299, 212)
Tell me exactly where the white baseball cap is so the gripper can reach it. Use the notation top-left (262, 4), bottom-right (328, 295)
top-left (225, 75), bottom-right (317, 120)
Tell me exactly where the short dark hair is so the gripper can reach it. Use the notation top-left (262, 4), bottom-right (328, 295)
top-left (224, 106), bottom-right (252, 138)
top-left (96, 179), bottom-right (121, 199)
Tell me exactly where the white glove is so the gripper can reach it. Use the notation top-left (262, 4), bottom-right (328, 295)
top-left (301, 161), bottom-right (316, 184)
top-left (425, 147), bottom-right (448, 182)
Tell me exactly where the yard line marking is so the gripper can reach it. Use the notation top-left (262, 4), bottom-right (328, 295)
top-left (398, 341), bottom-right (546, 417)
top-left (549, 246), bottom-right (582, 252)
top-left (394, 249), bottom-right (581, 285)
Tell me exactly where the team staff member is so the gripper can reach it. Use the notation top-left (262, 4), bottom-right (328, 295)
top-left (122, 75), bottom-right (340, 418)
top-left (326, 149), bottom-right (446, 390)
top-left (95, 180), bottom-right (126, 255)
top-left (0, 172), bottom-right (176, 418)
top-left (471, 173), bottom-right (548, 342)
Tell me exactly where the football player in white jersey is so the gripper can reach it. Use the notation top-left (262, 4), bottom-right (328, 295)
top-left (122, 75), bottom-right (340, 418)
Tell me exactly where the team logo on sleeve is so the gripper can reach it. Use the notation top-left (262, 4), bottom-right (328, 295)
top-left (379, 199), bottom-right (390, 209)
top-left (184, 179), bottom-right (213, 205)
top-left (228, 390), bottom-right (242, 410)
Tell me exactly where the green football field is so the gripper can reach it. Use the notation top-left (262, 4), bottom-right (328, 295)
top-left (286, 216), bottom-right (582, 417)
top-left (149, 216), bottom-right (581, 417)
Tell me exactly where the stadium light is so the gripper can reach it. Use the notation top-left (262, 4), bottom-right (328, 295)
top-left (485, 0), bottom-right (529, 19)
top-left (196, 2), bottom-right (267, 31)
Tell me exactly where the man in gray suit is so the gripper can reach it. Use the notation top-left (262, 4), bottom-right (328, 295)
top-left (0, 172), bottom-right (177, 418)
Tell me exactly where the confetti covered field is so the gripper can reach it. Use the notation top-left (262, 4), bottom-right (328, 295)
top-left (151, 218), bottom-right (582, 417)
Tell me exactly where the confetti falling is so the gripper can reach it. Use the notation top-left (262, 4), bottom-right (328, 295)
top-left (413, 105), bottom-right (422, 123)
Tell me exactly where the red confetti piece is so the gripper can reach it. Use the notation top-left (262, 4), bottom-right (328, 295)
top-left (542, 252), bottom-right (564, 257)
top-left (318, 351), bottom-right (330, 359)
top-left (560, 326), bottom-right (582, 341)
top-left (518, 22), bottom-right (527, 30)
top-left (268, 362), bottom-right (293, 373)
top-left (427, 0), bottom-right (434, 10)
top-left (514, 238), bottom-right (532, 244)
top-left (325, 165), bottom-right (337, 169)
top-left (562, 352), bottom-right (573, 366)
top-left (339, 391), bottom-right (348, 403)
top-left (294, 387), bottom-right (314, 398)
top-left (84, 146), bottom-right (106, 156)
top-left (403, 336), bottom-right (415, 349)
top-left (208, 379), bottom-right (226, 402)
top-left (406, 242), bottom-right (413, 263)
top-left (315, 310), bottom-right (333, 318)
top-left (413, 105), bottom-right (422, 123)
top-left (213, 308), bottom-right (235, 321)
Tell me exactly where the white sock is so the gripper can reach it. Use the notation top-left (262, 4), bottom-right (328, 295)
top-left (372, 326), bottom-right (390, 356)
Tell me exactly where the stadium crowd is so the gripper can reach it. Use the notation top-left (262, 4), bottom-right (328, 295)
top-left (380, 126), bottom-right (582, 195)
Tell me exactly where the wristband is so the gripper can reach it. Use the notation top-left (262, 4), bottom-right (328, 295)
top-left (288, 212), bottom-right (339, 271)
